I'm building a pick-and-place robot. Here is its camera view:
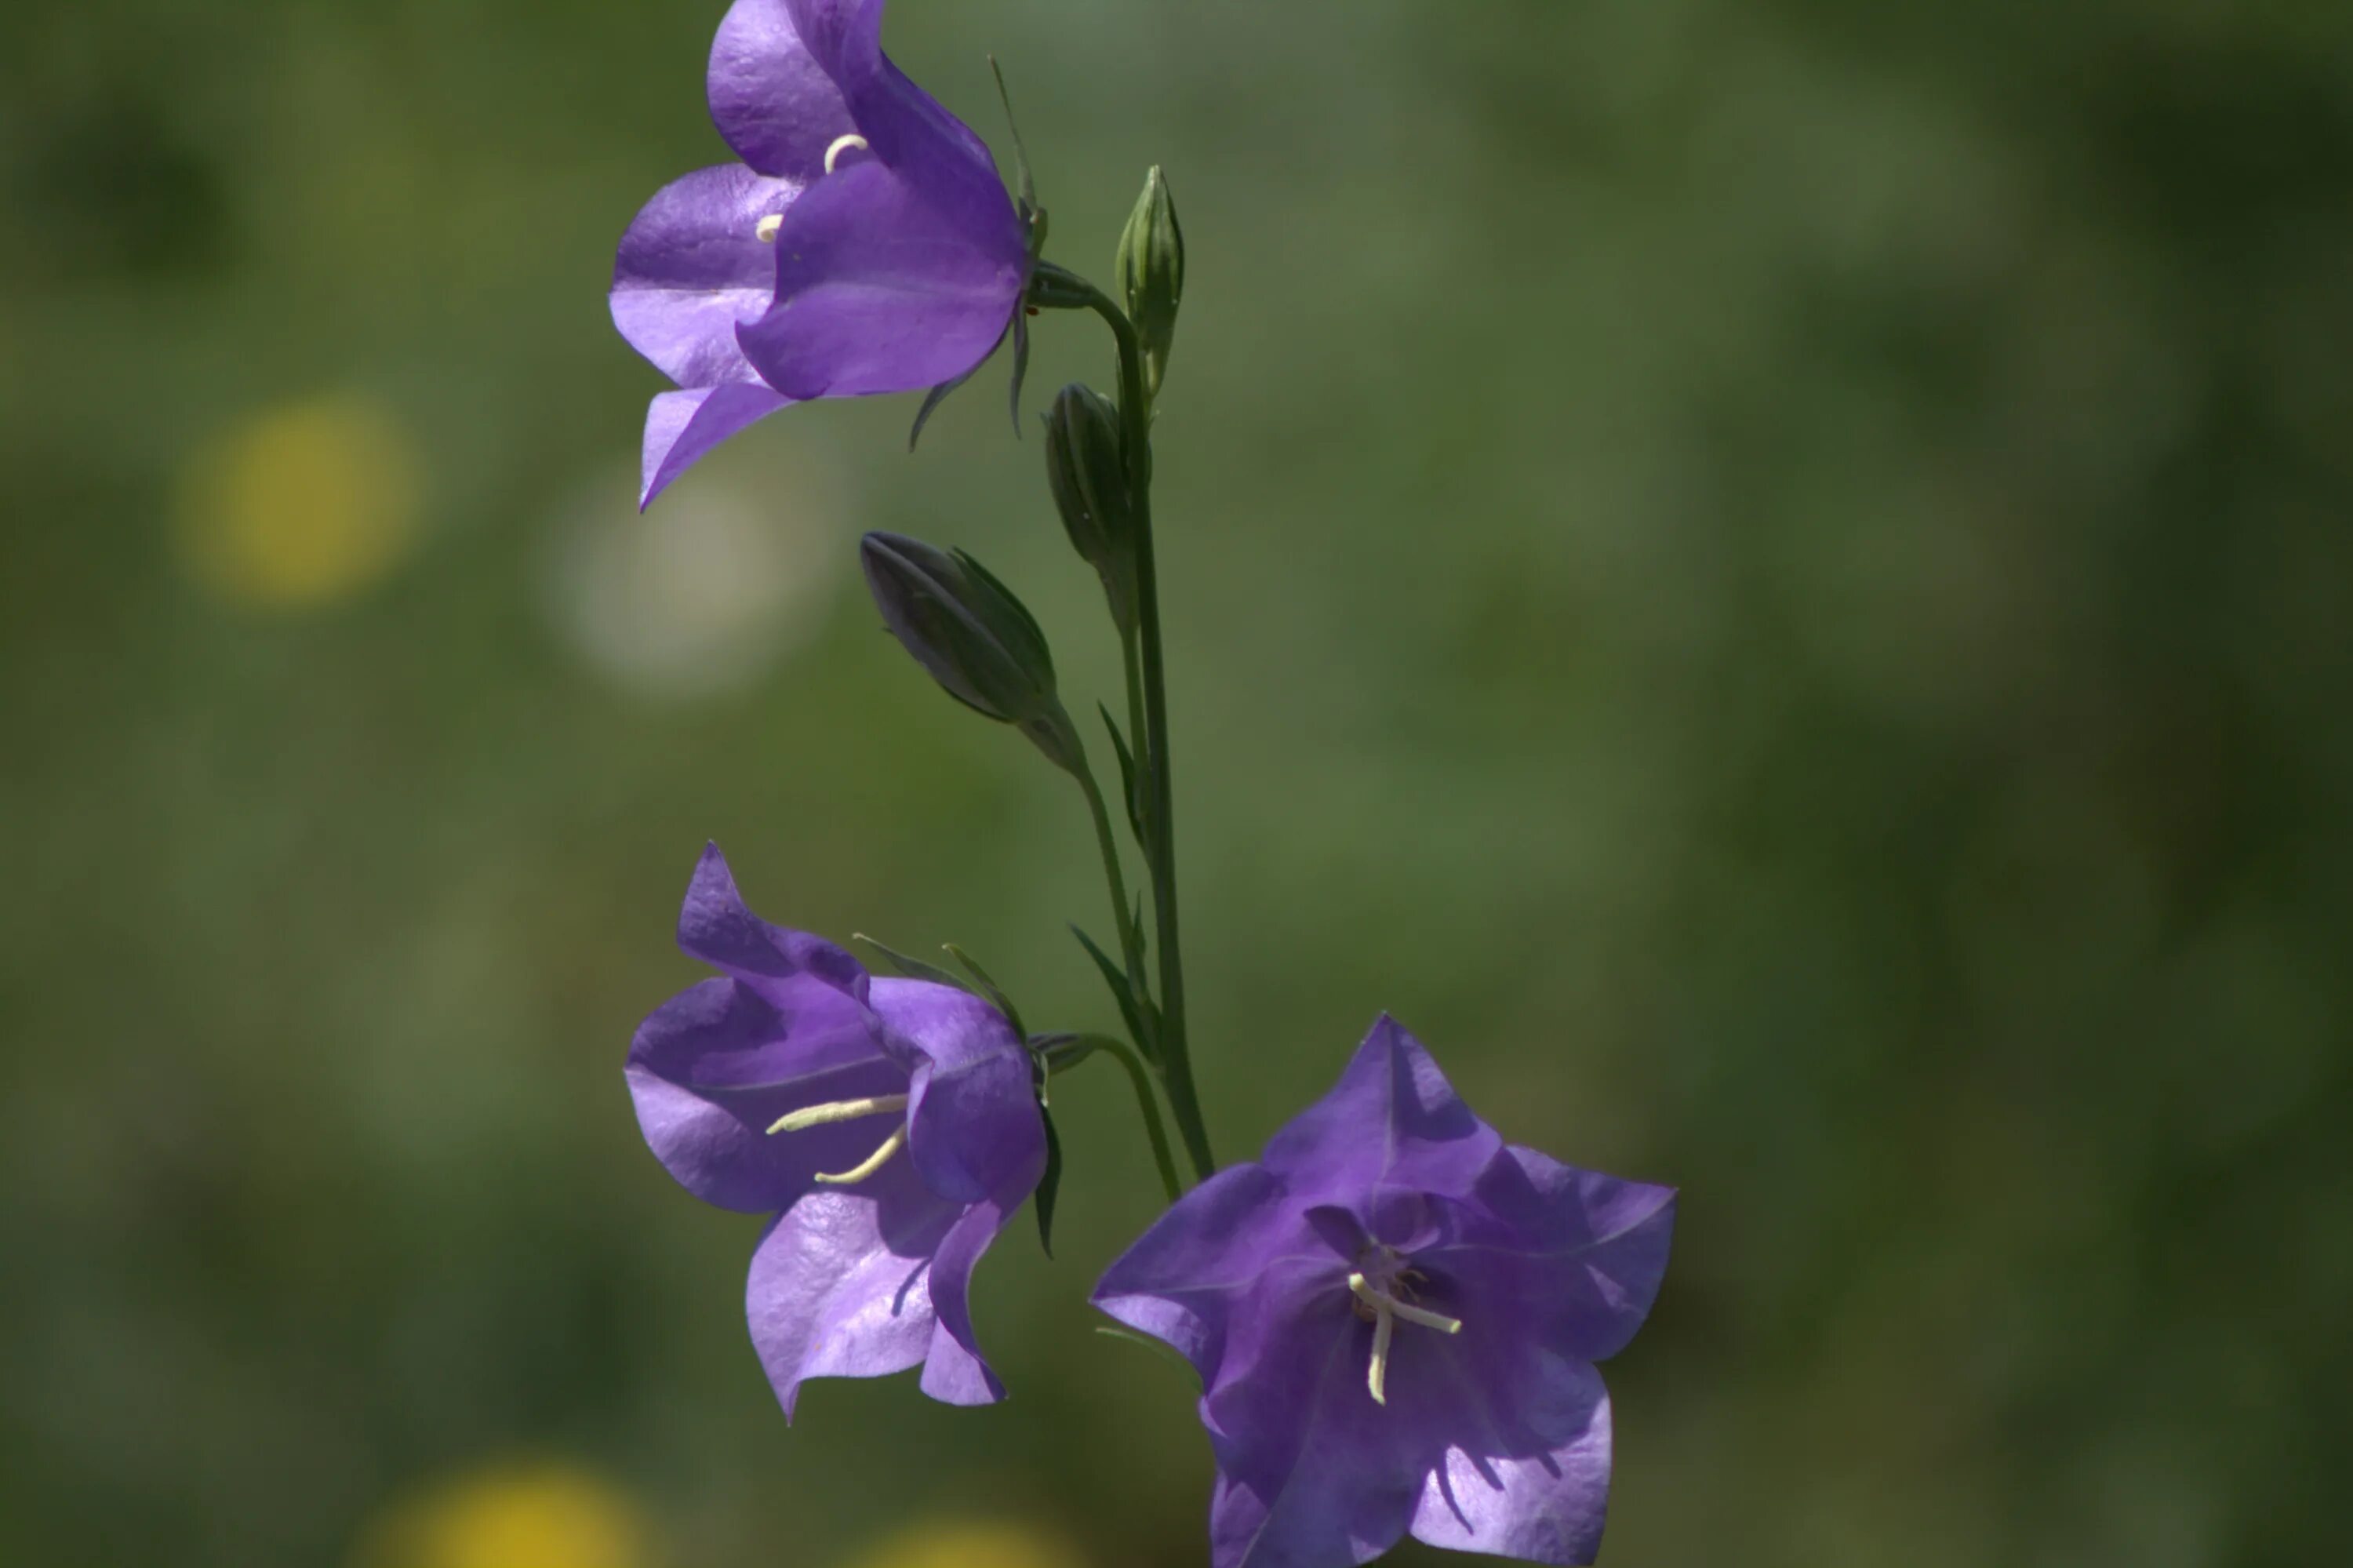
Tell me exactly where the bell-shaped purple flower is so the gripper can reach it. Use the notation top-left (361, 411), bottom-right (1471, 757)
top-left (610, 0), bottom-right (1032, 507)
top-left (627, 845), bottom-right (1047, 1413)
top-left (1093, 1017), bottom-right (1675, 1568)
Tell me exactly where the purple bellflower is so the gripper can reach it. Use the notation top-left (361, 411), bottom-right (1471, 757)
top-left (627, 845), bottom-right (1048, 1413)
top-left (1093, 1017), bottom-right (1675, 1568)
top-left (610, 0), bottom-right (1034, 507)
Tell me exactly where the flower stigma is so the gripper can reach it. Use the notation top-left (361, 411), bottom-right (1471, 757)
top-left (755, 213), bottom-right (784, 243)
top-left (1347, 1269), bottom-right (1463, 1406)
top-left (824, 133), bottom-right (871, 176)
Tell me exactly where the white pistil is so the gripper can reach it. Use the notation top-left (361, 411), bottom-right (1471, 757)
top-left (766, 1093), bottom-right (908, 1136)
top-left (755, 213), bottom-right (784, 244)
top-left (813, 1123), bottom-right (908, 1185)
top-left (1366, 1297), bottom-right (1396, 1405)
top-left (824, 133), bottom-right (870, 175)
top-left (1348, 1271), bottom-right (1463, 1406)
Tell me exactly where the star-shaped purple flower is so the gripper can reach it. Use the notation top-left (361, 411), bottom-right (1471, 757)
top-left (610, 0), bottom-right (1032, 507)
top-left (627, 845), bottom-right (1047, 1413)
top-left (1093, 1017), bottom-right (1675, 1568)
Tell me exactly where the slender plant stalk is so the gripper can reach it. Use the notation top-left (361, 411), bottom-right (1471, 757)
top-left (1075, 283), bottom-right (1215, 1181)
top-left (1053, 1032), bottom-right (1183, 1202)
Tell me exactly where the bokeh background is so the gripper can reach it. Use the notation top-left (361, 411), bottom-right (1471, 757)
top-left (5, 1), bottom-right (2351, 1564)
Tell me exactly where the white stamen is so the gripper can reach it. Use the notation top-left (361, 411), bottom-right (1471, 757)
top-left (755, 213), bottom-right (784, 243)
top-left (1348, 1271), bottom-right (1463, 1406)
top-left (813, 1123), bottom-right (908, 1185)
top-left (824, 133), bottom-right (870, 175)
top-left (766, 1093), bottom-right (908, 1136)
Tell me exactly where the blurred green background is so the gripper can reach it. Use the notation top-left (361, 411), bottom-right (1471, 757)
top-left (5, 1), bottom-right (2351, 1564)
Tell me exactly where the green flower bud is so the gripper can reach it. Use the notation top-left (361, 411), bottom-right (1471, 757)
top-left (1115, 166), bottom-right (1184, 401)
top-left (1044, 383), bottom-right (1138, 636)
top-left (860, 532), bottom-right (1081, 773)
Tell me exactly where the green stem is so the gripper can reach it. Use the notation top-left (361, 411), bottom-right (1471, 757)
top-left (1075, 284), bottom-right (1215, 1182)
top-left (1048, 1033), bottom-right (1183, 1202)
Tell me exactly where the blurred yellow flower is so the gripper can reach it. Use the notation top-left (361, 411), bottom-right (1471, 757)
top-left (841, 1519), bottom-right (1087, 1568)
top-left (176, 391), bottom-right (422, 610)
top-left (347, 1460), bottom-right (652, 1568)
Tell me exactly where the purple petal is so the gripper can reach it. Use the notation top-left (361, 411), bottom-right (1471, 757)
top-left (915, 1157), bottom-right (1040, 1406)
top-left (1260, 1015), bottom-right (1504, 1204)
top-left (1093, 1165), bottom-right (1331, 1377)
top-left (736, 158), bottom-right (1026, 399)
top-left (1407, 1360), bottom-right (1613, 1565)
top-left (743, 1151), bottom-right (966, 1420)
top-left (612, 163), bottom-right (802, 388)
top-left (1200, 1277), bottom-right (1422, 1568)
top-left (639, 384), bottom-right (796, 509)
top-left (707, 0), bottom-right (867, 180)
top-left (1424, 1148), bottom-right (1677, 1364)
top-left (626, 978), bottom-right (906, 1212)
top-left (676, 843), bottom-right (869, 995)
top-left (869, 977), bottom-right (1040, 1204)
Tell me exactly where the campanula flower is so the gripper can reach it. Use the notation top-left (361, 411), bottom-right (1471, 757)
top-left (1093, 1017), bottom-right (1675, 1567)
top-left (627, 845), bottom-right (1046, 1413)
top-left (611, 0), bottom-right (1033, 507)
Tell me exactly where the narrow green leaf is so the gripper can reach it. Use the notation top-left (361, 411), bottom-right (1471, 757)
top-left (1100, 704), bottom-right (1147, 846)
top-left (1071, 923), bottom-right (1153, 1059)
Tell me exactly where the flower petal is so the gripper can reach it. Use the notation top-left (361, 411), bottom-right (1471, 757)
top-left (612, 163), bottom-right (802, 388)
top-left (1406, 1359), bottom-right (1613, 1565)
top-left (914, 1155), bottom-right (1041, 1406)
top-left (706, 0), bottom-right (868, 180)
top-left (736, 158), bottom-right (1026, 400)
top-left (676, 843), bottom-right (870, 995)
top-left (1424, 1148), bottom-right (1677, 1364)
top-left (870, 977), bottom-right (1039, 1205)
top-left (1202, 1283), bottom-right (1422, 1568)
top-left (639, 384), bottom-right (796, 510)
top-left (1260, 1015), bottom-right (1504, 1204)
top-left (743, 1150), bottom-right (966, 1420)
top-left (1093, 1165), bottom-right (1331, 1378)
top-left (626, 977), bottom-right (906, 1212)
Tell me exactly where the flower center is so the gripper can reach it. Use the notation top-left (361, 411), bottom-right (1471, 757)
top-left (755, 213), bottom-right (784, 244)
top-left (766, 1093), bottom-right (909, 1185)
top-left (1346, 1252), bottom-right (1462, 1406)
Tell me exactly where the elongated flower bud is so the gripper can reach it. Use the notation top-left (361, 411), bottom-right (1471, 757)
top-left (1115, 166), bottom-right (1184, 401)
top-left (860, 533), bottom-right (1082, 773)
top-left (1045, 383), bottom-right (1139, 636)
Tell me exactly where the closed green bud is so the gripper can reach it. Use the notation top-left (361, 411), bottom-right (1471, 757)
top-left (859, 532), bottom-right (1082, 773)
top-left (1044, 383), bottom-right (1139, 636)
top-left (1115, 166), bottom-right (1184, 401)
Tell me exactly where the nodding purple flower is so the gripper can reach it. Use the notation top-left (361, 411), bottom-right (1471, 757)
top-left (611, 0), bottom-right (1033, 508)
top-left (627, 845), bottom-right (1046, 1413)
top-left (1093, 1017), bottom-right (1675, 1568)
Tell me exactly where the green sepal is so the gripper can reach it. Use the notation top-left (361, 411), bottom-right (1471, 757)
top-left (1033, 1097), bottom-right (1064, 1259)
top-left (1093, 1323), bottom-right (1195, 1377)
top-left (941, 942), bottom-right (1026, 1038)
top-left (852, 934), bottom-right (969, 991)
top-left (907, 358), bottom-right (983, 452)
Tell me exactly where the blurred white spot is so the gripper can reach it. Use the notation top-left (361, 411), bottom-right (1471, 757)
top-left (540, 435), bottom-right (844, 700)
